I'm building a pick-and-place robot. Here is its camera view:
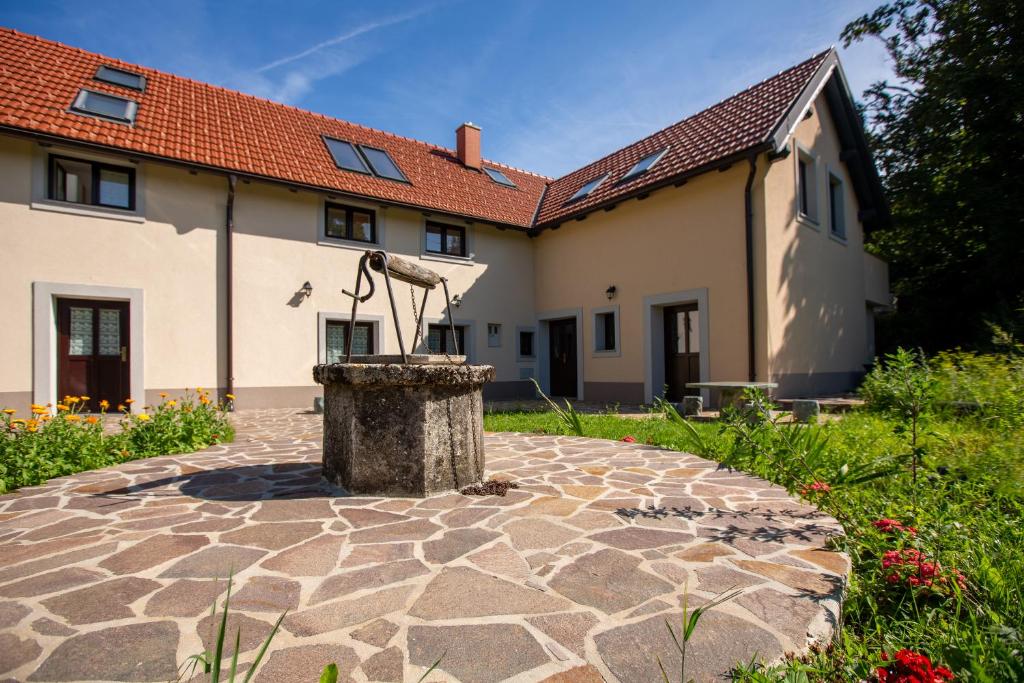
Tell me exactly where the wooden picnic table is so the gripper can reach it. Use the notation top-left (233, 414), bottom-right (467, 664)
top-left (685, 381), bottom-right (778, 409)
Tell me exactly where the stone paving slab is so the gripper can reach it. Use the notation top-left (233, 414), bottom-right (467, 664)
top-left (0, 409), bottom-right (848, 682)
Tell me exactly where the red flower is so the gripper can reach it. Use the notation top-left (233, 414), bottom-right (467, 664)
top-left (877, 649), bottom-right (954, 682)
top-left (799, 481), bottom-right (831, 496)
top-left (882, 549), bottom-right (966, 595)
top-left (873, 518), bottom-right (918, 536)
top-left (621, 435), bottom-right (636, 443)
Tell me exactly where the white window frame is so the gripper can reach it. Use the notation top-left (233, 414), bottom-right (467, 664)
top-left (591, 304), bottom-right (621, 357)
top-left (317, 197), bottom-right (386, 251)
top-left (516, 325), bottom-right (537, 362)
top-left (827, 169), bottom-right (847, 243)
top-left (317, 312), bottom-right (384, 362)
top-left (30, 143), bottom-right (146, 222)
top-left (794, 143), bottom-right (819, 227)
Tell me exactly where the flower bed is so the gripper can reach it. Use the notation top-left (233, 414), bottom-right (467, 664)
top-left (0, 390), bottom-right (234, 494)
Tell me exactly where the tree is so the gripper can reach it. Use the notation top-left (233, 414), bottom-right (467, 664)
top-left (842, 0), bottom-right (1024, 351)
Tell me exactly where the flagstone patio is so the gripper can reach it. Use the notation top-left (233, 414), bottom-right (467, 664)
top-left (0, 409), bottom-right (848, 683)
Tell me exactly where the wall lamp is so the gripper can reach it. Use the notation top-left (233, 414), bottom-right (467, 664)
top-left (452, 294), bottom-right (463, 308)
top-left (301, 281), bottom-right (313, 298)
top-left (605, 285), bottom-right (617, 300)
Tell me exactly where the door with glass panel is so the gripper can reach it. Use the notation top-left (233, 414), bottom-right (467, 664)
top-left (57, 299), bottom-right (130, 411)
top-left (664, 304), bottom-right (700, 402)
top-left (325, 320), bottom-right (374, 362)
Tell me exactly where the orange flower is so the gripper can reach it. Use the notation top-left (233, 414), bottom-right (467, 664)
top-left (66, 396), bottom-right (79, 404)
top-left (117, 404), bottom-right (127, 412)
top-left (31, 406), bottom-right (48, 415)
top-left (11, 419), bottom-right (25, 426)
top-left (199, 396), bottom-right (210, 405)
top-left (2, 408), bottom-right (14, 415)
top-left (57, 404), bottom-right (69, 412)
top-left (159, 392), bottom-right (168, 399)
top-left (85, 416), bottom-right (99, 424)
top-left (26, 419), bottom-right (39, 432)
top-left (64, 414), bottom-right (81, 422)
top-left (166, 400), bottom-right (177, 407)
top-left (80, 395), bottom-right (90, 401)
top-left (124, 398), bottom-right (135, 404)
top-left (99, 399), bottom-right (110, 410)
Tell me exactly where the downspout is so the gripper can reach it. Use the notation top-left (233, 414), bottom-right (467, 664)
top-left (743, 155), bottom-right (757, 383)
top-left (225, 174), bottom-right (237, 403)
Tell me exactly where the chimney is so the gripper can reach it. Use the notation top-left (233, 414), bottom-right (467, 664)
top-left (456, 122), bottom-right (481, 169)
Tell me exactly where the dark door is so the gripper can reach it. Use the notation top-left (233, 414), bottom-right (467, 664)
top-left (548, 317), bottom-right (577, 398)
top-left (57, 299), bottom-right (130, 411)
top-left (664, 304), bottom-right (700, 402)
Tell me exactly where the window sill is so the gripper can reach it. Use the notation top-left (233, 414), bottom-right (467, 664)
top-left (592, 349), bottom-right (621, 358)
top-left (318, 237), bottom-right (381, 251)
top-left (796, 213), bottom-right (820, 231)
top-left (517, 356), bottom-right (536, 363)
top-left (421, 251), bottom-right (474, 265)
top-left (828, 231), bottom-right (848, 246)
top-left (31, 200), bottom-right (144, 223)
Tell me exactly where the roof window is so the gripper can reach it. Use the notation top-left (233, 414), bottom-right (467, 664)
top-left (70, 89), bottom-right (138, 124)
top-left (483, 167), bottom-right (516, 187)
top-left (621, 147), bottom-right (668, 181)
top-left (566, 173), bottom-right (609, 203)
top-left (95, 65), bottom-right (146, 91)
top-left (323, 137), bottom-right (408, 182)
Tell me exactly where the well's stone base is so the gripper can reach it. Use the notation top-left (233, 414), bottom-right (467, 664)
top-left (313, 361), bottom-right (494, 496)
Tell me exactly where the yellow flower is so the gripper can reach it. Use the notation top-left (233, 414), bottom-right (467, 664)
top-left (124, 398), bottom-right (135, 404)
top-left (11, 419), bottom-right (25, 426)
top-left (197, 387), bottom-right (205, 393)
top-left (65, 414), bottom-right (81, 422)
top-left (66, 396), bottom-right (79, 404)
top-left (85, 416), bottom-right (99, 424)
top-left (2, 408), bottom-right (14, 415)
top-left (57, 404), bottom-right (69, 412)
top-left (166, 400), bottom-right (177, 407)
top-left (39, 414), bottom-right (51, 422)
top-left (159, 392), bottom-right (168, 399)
top-left (32, 407), bottom-right (48, 415)
top-left (225, 394), bottom-right (236, 400)
top-left (26, 419), bottom-right (39, 431)
top-left (136, 413), bottom-right (151, 421)
top-left (117, 404), bottom-right (126, 412)
top-left (80, 395), bottom-right (90, 401)
top-left (199, 396), bottom-right (210, 405)
top-left (99, 399), bottom-right (110, 410)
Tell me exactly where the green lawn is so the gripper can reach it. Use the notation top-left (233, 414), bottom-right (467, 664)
top-left (483, 395), bottom-right (1024, 681)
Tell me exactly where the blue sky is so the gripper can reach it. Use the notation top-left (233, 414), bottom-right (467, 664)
top-left (0, 1), bottom-right (892, 178)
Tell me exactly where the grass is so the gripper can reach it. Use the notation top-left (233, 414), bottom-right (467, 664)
top-left (484, 367), bottom-right (1024, 680)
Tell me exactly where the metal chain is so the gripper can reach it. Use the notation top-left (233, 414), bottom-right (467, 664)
top-left (409, 284), bottom-right (422, 351)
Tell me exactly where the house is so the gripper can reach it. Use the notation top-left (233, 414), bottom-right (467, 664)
top-left (0, 28), bottom-right (890, 413)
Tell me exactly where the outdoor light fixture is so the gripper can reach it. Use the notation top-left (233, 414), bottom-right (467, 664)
top-left (301, 281), bottom-right (313, 298)
top-left (452, 294), bottom-right (463, 308)
top-left (605, 285), bottom-right (617, 300)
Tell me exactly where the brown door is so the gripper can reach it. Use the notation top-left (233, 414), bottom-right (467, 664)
top-left (664, 304), bottom-right (700, 402)
top-left (548, 317), bottom-right (577, 398)
top-left (57, 299), bottom-right (130, 411)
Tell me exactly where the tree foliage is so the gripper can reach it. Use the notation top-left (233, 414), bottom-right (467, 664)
top-left (842, 0), bottom-right (1024, 351)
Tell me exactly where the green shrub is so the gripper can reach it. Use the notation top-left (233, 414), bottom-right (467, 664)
top-left (0, 389), bottom-right (234, 494)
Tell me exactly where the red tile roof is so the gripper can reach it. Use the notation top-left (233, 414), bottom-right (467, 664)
top-left (0, 28), bottom-right (548, 228)
top-left (533, 50), bottom-right (832, 227)
top-left (0, 28), bottom-right (831, 232)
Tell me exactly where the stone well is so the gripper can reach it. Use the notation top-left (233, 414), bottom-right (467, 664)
top-left (313, 355), bottom-right (494, 497)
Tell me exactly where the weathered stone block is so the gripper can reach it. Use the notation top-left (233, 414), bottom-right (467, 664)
top-left (680, 395), bottom-right (703, 416)
top-left (313, 359), bottom-right (494, 497)
top-left (792, 399), bottom-right (820, 423)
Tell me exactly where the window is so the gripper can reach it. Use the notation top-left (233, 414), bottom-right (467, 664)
top-left (483, 167), bottom-right (516, 187)
top-left (324, 202), bottom-right (376, 243)
top-left (427, 324), bottom-right (465, 355)
top-left (325, 320), bottom-right (374, 362)
top-left (796, 148), bottom-right (818, 222)
top-left (829, 173), bottom-right (846, 240)
top-left (359, 146), bottom-right (408, 182)
top-left (594, 309), bottom-right (618, 353)
top-left (322, 137), bottom-right (408, 182)
top-left (70, 89), bottom-right (138, 124)
top-left (567, 173), bottom-right (609, 203)
top-left (425, 221), bottom-right (466, 257)
top-left (621, 148), bottom-right (668, 182)
top-left (487, 323), bottom-right (501, 348)
top-left (95, 65), bottom-right (146, 91)
top-left (49, 154), bottom-right (135, 210)
top-left (518, 329), bottom-right (535, 359)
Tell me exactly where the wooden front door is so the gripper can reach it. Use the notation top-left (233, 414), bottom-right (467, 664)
top-left (57, 299), bottom-right (130, 411)
top-left (664, 304), bottom-right (700, 402)
top-left (548, 317), bottom-right (577, 398)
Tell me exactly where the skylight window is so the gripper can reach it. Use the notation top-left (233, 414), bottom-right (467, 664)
top-left (567, 173), bottom-right (608, 203)
top-left (621, 147), bottom-right (668, 181)
top-left (483, 167), bottom-right (516, 187)
top-left (70, 89), bottom-right (138, 124)
top-left (324, 138), bottom-right (371, 174)
top-left (360, 146), bottom-right (408, 182)
top-left (95, 65), bottom-right (146, 91)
